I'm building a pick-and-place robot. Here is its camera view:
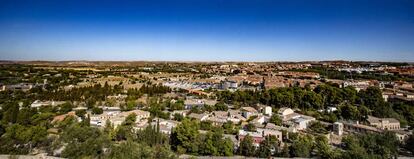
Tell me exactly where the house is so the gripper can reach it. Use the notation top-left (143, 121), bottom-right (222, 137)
top-left (238, 128), bottom-right (283, 147)
top-left (333, 122), bottom-right (344, 136)
top-left (170, 110), bottom-right (189, 119)
top-left (188, 113), bottom-right (209, 121)
top-left (241, 107), bottom-right (258, 118)
top-left (226, 110), bottom-right (247, 123)
top-left (149, 118), bottom-right (179, 134)
top-left (405, 92), bottom-right (414, 99)
top-left (251, 115), bottom-right (266, 125)
top-left (90, 110), bottom-right (150, 128)
top-left (265, 123), bottom-right (297, 133)
top-left (257, 128), bottom-right (283, 143)
top-left (291, 115), bottom-right (315, 130)
top-left (326, 107), bottom-right (338, 113)
top-left (2, 83), bottom-right (34, 92)
top-left (367, 115), bottom-right (400, 130)
top-left (391, 130), bottom-right (411, 143)
top-left (277, 107), bottom-right (300, 121)
top-left (318, 107), bottom-right (338, 113)
top-left (31, 100), bottom-right (66, 108)
top-left (107, 94), bottom-right (128, 100)
top-left (127, 110), bottom-right (151, 120)
top-left (238, 130), bottom-right (265, 147)
top-left (278, 107), bottom-right (294, 116)
top-left (257, 104), bottom-right (272, 116)
top-left (73, 106), bottom-right (87, 111)
top-left (263, 106), bottom-right (272, 116)
top-left (343, 80), bottom-right (371, 91)
top-left (342, 121), bottom-right (410, 142)
top-left (277, 107), bottom-right (315, 130)
top-left (52, 111), bottom-right (79, 123)
top-left (99, 106), bottom-right (121, 112)
top-left (342, 121), bottom-right (383, 134)
top-left (206, 116), bottom-right (228, 126)
top-left (184, 99), bottom-right (217, 109)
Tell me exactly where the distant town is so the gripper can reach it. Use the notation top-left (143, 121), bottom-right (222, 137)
top-left (0, 61), bottom-right (413, 158)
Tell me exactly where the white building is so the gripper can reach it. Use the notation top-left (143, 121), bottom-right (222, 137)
top-left (292, 116), bottom-right (315, 130)
top-left (31, 100), bottom-right (66, 108)
top-left (150, 118), bottom-right (179, 134)
top-left (263, 106), bottom-right (272, 116)
top-left (278, 107), bottom-right (315, 130)
top-left (90, 109), bottom-right (150, 128)
top-left (241, 107), bottom-right (259, 118)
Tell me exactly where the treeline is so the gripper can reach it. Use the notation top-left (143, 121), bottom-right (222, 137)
top-left (217, 84), bottom-right (361, 109)
top-left (170, 119), bottom-right (234, 156)
top-left (33, 83), bottom-right (123, 101)
top-left (0, 83), bottom-right (172, 111)
top-left (216, 84), bottom-right (414, 128)
top-left (170, 118), bottom-right (405, 158)
top-left (58, 113), bottom-right (176, 159)
top-left (233, 128), bottom-right (403, 158)
top-left (0, 103), bottom-right (177, 158)
top-left (139, 84), bottom-right (171, 96)
top-left (1, 93), bottom-right (414, 158)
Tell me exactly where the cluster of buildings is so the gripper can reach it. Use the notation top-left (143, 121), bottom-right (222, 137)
top-left (184, 105), bottom-right (318, 148)
top-left (333, 114), bottom-right (410, 143)
top-left (90, 109), bottom-right (150, 128)
top-left (0, 83), bottom-right (47, 92)
top-left (4, 61), bottom-right (413, 156)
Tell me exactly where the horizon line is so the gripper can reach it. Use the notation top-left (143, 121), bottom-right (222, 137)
top-left (1, 59), bottom-right (413, 64)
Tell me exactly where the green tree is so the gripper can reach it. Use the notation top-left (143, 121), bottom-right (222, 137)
top-left (170, 101), bottom-right (185, 110)
top-left (222, 121), bottom-right (236, 134)
top-left (108, 140), bottom-right (152, 159)
top-left (358, 105), bottom-right (370, 121)
top-left (219, 138), bottom-right (234, 156)
top-left (173, 113), bottom-right (184, 121)
top-left (200, 121), bottom-right (213, 130)
top-left (341, 135), bottom-right (369, 159)
top-left (103, 119), bottom-right (115, 140)
top-left (125, 100), bottom-right (137, 111)
top-left (91, 107), bottom-right (103, 114)
top-left (215, 102), bottom-right (228, 111)
top-left (302, 91), bottom-right (323, 110)
top-left (108, 140), bottom-right (176, 159)
top-left (269, 114), bottom-right (282, 126)
top-left (290, 135), bottom-right (313, 158)
top-left (170, 119), bottom-right (200, 154)
top-left (357, 86), bottom-right (384, 109)
top-left (17, 107), bottom-right (36, 125)
top-left (2, 102), bottom-right (19, 123)
top-left (339, 103), bottom-right (360, 120)
top-left (60, 124), bottom-right (108, 159)
top-left (59, 102), bottom-right (73, 114)
top-left (75, 109), bottom-right (86, 118)
top-left (238, 134), bottom-right (256, 156)
top-left (315, 135), bottom-right (338, 158)
top-left (246, 123), bottom-right (257, 132)
top-left (307, 121), bottom-right (328, 134)
top-left (123, 113), bottom-right (137, 126)
top-left (115, 114), bottom-right (137, 141)
top-left (199, 132), bottom-right (218, 155)
top-left (257, 135), bottom-right (279, 158)
top-left (405, 135), bottom-right (414, 155)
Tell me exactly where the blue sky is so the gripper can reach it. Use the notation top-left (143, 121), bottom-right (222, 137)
top-left (0, 0), bottom-right (413, 61)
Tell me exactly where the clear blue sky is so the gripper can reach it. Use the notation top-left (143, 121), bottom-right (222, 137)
top-left (0, 0), bottom-right (413, 61)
